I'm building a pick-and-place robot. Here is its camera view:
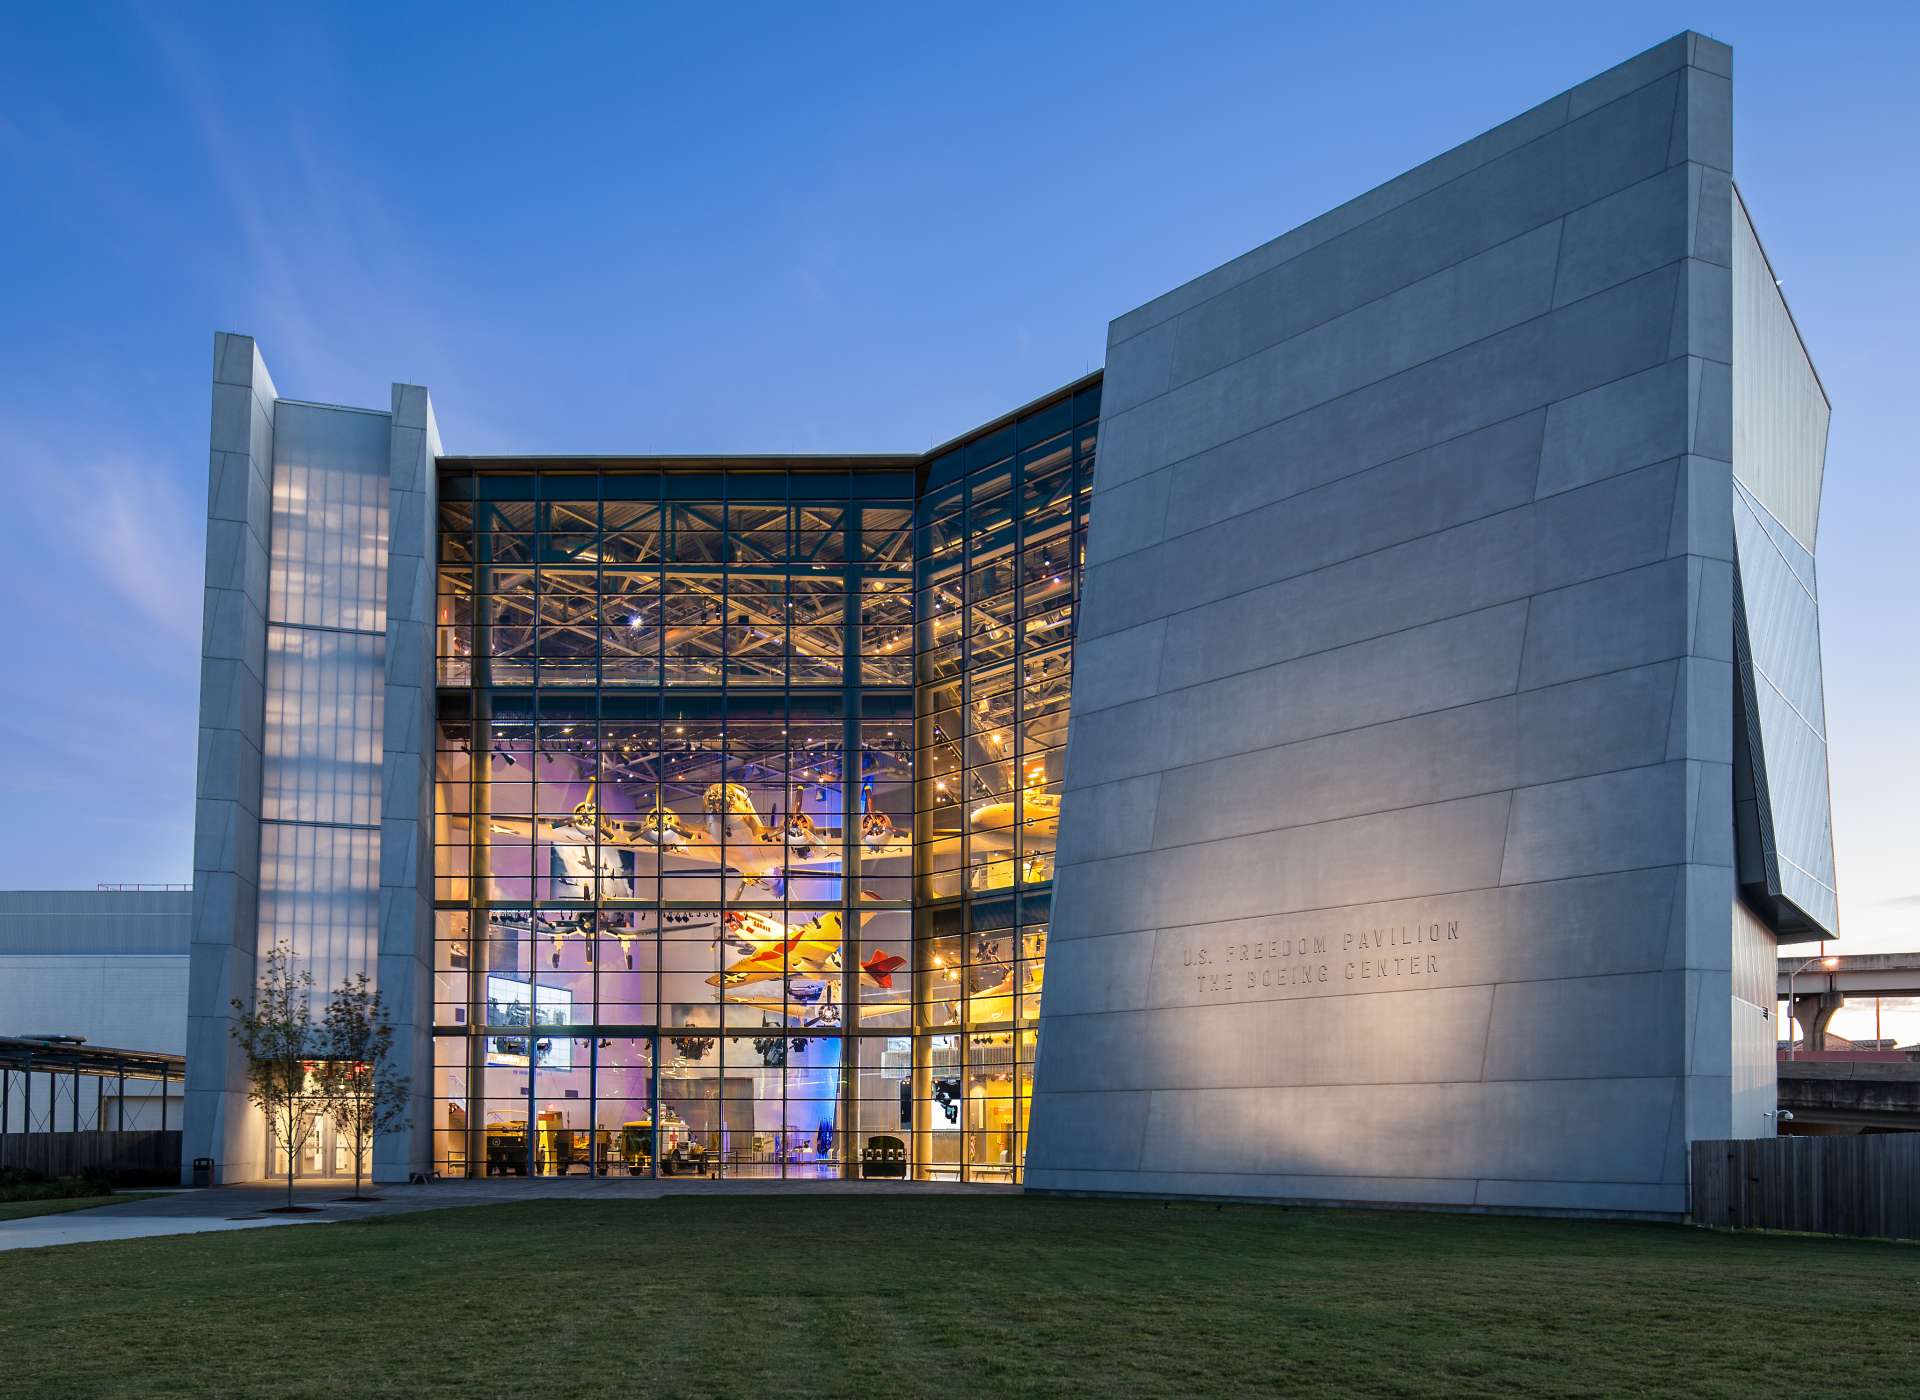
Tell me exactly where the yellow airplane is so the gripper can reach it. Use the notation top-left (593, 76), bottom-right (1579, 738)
top-left (702, 901), bottom-right (907, 1021)
top-left (969, 779), bottom-right (1061, 840)
top-left (707, 909), bottom-right (845, 988)
top-left (956, 971), bottom-right (1015, 1027)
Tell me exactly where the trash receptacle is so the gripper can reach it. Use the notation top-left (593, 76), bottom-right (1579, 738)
top-left (191, 1157), bottom-right (214, 1189)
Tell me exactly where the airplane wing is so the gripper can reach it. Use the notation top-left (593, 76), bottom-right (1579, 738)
top-left (486, 812), bottom-right (549, 840)
top-left (708, 912), bottom-right (845, 987)
top-left (708, 941), bottom-right (799, 988)
top-left (970, 794), bottom-right (1060, 838)
top-left (926, 970), bottom-right (1017, 1029)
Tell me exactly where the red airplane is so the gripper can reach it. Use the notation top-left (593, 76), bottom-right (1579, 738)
top-left (861, 949), bottom-right (906, 988)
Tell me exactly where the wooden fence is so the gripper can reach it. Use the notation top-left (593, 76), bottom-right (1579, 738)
top-left (0, 1130), bottom-right (181, 1183)
top-left (1691, 1135), bottom-right (1920, 1241)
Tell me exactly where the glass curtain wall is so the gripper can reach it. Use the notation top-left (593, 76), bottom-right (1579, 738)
top-left (432, 465), bottom-right (915, 1178)
top-left (429, 377), bottom-right (1096, 1184)
top-left (913, 381), bottom-right (1099, 1181)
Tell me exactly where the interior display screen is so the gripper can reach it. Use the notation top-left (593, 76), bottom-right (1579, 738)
top-left (484, 976), bottom-right (573, 1069)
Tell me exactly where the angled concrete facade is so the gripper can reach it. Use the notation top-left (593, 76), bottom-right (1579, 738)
top-left (185, 333), bottom-right (278, 1185)
top-left (375, 384), bottom-right (442, 1182)
top-left (1026, 33), bottom-right (1802, 1216)
top-left (183, 337), bottom-right (440, 1185)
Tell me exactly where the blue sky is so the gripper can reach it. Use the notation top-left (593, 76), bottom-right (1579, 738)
top-left (1, 3), bottom-right (1914, 1004)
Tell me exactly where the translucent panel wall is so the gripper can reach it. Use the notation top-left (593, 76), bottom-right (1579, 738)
top-left (1730, 193), bottom-right (1838, 938)
top-left (257, 823), bottom-right (380, 995)
top-left (1732, 192), bottom-right (1828, 554)
top-left (259, 403), bottom-right (391, 993)
top-left (268, 404), bottom-right (390, 631)
top-left (261, 628), bottom-right (384, 826)
top-left (1733, 480), bottom-right (1839, 933)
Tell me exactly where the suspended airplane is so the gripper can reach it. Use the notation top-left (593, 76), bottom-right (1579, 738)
top-left (859, 948), bottom-right (906, 988)
top-left (482, 778), bottom-right (910, 892)
top-left (698, 905), bottom-right (910, 1027)
top-left (968, 782), bottom-right (1061, 841)
top-left (958, 971), bottom-right (1018, 1027)
top-left (718, 979), bottom-right (844, 1029)
top-left (928, 955), bottom-right (1043, 1029)
top-left (707, 909), bottom-right (846, 988)
top-left (859, 811), bottom-right (898, 850)
top-left (704, 783), bottom-right (827, 858)
top-left (548, 836), bottom-right (632, 904)
top-left (959, 774), bottom-right (1061, 891)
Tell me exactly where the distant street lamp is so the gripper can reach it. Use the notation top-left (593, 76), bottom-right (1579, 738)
top-left (1784, 955), bottom-right (1841, 1061)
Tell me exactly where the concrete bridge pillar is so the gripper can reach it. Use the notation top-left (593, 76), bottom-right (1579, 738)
top-left (1790, 991), bottom-right (1845, 1053)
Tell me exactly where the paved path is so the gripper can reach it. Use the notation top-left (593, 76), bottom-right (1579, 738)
top-left (0, 1176), bottom-right (1008, 1253)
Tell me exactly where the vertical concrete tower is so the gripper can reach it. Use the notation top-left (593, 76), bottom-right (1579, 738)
top-left (1029, 34), bottom-right (1835, 1214)
top-left (183, 335), bottom-right (441, 1184)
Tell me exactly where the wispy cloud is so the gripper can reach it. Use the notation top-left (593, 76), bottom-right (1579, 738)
top-left (80, 458), bottom-right (204, 646)
top-left (1, 424), bottom-right (205, 656)
top-left (0, 422), bottom-right (202, 883)
top-left (129, 0), bottom-right (457, 407)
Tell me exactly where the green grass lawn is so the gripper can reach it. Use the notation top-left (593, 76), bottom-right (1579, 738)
top-left (0, 1192), bottom-right (160, 1223)
top-left (0, 1196), bottom-right (1914, 1398)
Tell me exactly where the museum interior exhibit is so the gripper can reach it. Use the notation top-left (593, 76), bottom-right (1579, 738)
top-left (184, 32), bottom-right (1839, 1213)
top-left (420, 395), bottom-right (1094, 1183)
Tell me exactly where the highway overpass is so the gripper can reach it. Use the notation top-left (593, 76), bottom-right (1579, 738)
top-left (1777, 952), bottom-right (1920, 1053)
top-left (1778, 1060), bottom-right (1920, 1133)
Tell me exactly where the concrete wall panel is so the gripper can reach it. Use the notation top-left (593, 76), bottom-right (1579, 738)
top-left (1131, 1078), bottom-right (1677, 1185)
top-left (1069, 602), bottom-right (1531, 784)
top-left (184, 333), bottom-right (276, 1186)
top-left (0, 957), bottom-right (189, 1053)
top-left (1033, 34), bottom-right (1752, 1216)
top-left (1053, 791), bottom-right (1513, 939)
top-left (377, 385), bottom-right (440, 1183)
top-left (1135, 870), bottom-right (1676, 1004)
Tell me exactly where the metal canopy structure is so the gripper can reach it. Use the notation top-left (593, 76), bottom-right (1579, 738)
top-left (0, 1035), bottom-right (186, 1135)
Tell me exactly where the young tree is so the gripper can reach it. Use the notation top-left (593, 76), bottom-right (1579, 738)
top-left (318, 973), bottom-right (410, 1201)
top-left (231, 941), bottom-right (326, 1209)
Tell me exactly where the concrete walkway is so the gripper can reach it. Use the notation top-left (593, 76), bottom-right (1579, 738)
top-left (0, 1176), bottom-right (1009, 1253)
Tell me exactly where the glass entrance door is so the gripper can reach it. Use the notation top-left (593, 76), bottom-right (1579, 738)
top-left (268, 1113), bottom-right (361, 1181)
